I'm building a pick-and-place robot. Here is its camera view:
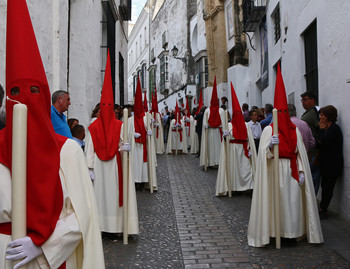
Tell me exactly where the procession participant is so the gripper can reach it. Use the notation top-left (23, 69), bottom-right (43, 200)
top-left (151, 89), bottom-right (165, 154)
top-left (189, 107), bottom-right (199, 155)
top-left (166, 101), bottom-right (188, 154)
top-left (216, 82), bottom-right (257, 196)
top-left (0, 0), bottom-right (104, 267)
top-left (184, 97), bottom-right (192, 149)
top-left (85, 51), bottom-right (138, 235)
top-left (200, 76), bottom-right (224, 168)
top-left (127, 78), bottom-right (157, 191)
top-left (247, 64), bottom-right (323, 247)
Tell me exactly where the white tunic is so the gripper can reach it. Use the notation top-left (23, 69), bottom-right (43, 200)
top-left (152, 113), bottom-right (165, 154)
top-left (166, 119), bottom-right (188, 154)
top-left (189, 116), bottom-right (199, 154)
top-left (0, 139), bottom-right (105, 269)
top-left (85, 129), bottom-right (139, 234)
top-left (200, 108), bottom-right (224, 167)
top-left (247, 126), bottom-right (323, 247)
top-left (216, 123), bottom-right (257, 194)
top-left (128, 116), bottom-right (158, 189)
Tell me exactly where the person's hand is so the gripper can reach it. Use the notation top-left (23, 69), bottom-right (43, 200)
top-left (6, 236), bottom-right (43, 269)
top-left (154, 123), bottom-right (159, 127)
top-left (147, 130), bottom-right (152, 136)
top-left (248, 150), bottom-right (252, 157)
top-left (204, 124), bottom-right (209, 129)
top-left (268, 135), bottom-right (279, 149)
top-left (89, 168), bottom-right (95, 181)
top-left (299, 172), bottom-right (305, 186)
top-left (185, 118), bottom-right (191, 122)
top-left (134, 132), bottom-right (141, 138)
top-left (151, 118), bottom-right (156, 123)
top-left (119, 142), bottom-right (131, 152)
top-left (176, 123), bottom-right (181, 127)
top-left (223, 130), bottom-right (230, 137)
top-left (318, 117), bottom-right (328, 129)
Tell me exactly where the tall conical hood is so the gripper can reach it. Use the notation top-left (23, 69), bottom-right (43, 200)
top-left (151, 88), bottom-right (159, 116)
top-left (88, 50), bottom-right (123, 205)
top-left (208, 76), bottom-right (221, 128)
top-left (273, 63), bottom-right (298, 181)
top-left (0, 0), bottom-right (64, 246)
top-left (175, 100), bottom-right (181, 125)
top-left (134, 77), bottom-right (145, 119)
top-left (185, 97), bottom-right (191, 118)
top-left (230, 82), bottom-right (247, 141)
top-left (195, 89), bottom-right (203, 115)
top-left (144, 91), bottom-right (149, 112)
top-left (133, 77), bottom-right (147, 162)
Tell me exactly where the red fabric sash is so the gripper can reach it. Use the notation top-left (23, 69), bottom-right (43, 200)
top-left (279, 153), bottom-right (299, 183)
top-left (172, 128), bottom-right (183, 142)
top-left (230, 139), bottom-right (249, 158)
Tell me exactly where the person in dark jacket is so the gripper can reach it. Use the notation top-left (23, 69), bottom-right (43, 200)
top-left (194, 106), bottom-right (207, 157)
top-left (317, 105), bottom-right (343, 219)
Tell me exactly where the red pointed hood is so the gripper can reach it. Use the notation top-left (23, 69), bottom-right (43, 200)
top-left (175, 100), bottom-right (181, 125)
top-left (208, 76), bottom-right (221, 127)
top-left (230, 82), bottom-right (247, 141)
top-left (88, 50), bottom-right (122, 161)
top-left (273, 63), bottom-right (298, 181)
top-left (144, 91), bottom-right (149, 112)
top-left (0, 0), bottom-right (64, 246)
top-left (195, 89), bottom-right (203, 115)
top-left (185, 97), bottom-right (191, 118)
top-left (151, 88), bottom-right (159, 117)
top-left (134, 78), bottom-right (147, 161)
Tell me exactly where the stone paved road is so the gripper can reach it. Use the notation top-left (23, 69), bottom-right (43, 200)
top-left (103, 153), bottom-right (350, 268)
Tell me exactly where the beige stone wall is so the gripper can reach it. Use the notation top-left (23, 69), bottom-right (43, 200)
top-left (203, 0), bottom-right (229, 86)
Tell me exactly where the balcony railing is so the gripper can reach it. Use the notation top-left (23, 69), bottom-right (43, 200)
top-left (242, 0), bottom-right (266, 32)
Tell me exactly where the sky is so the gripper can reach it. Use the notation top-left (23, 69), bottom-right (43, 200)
top-left (131, 0), bottom-right (148, 24)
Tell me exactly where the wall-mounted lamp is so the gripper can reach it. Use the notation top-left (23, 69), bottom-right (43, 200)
top-left (171, 46), bottom-right (187, 64)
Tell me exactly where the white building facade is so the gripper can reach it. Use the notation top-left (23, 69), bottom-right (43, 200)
top-left (0, 0), bottom-right (130, 128)
top-left (225, 0), bottom-right (350, 219)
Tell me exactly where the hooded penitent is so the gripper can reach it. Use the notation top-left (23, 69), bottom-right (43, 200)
top-left (144, 91), bottom-right (148, 112)
top-left (273, 63), bottom-right (299, 182)
top-left (230, 82), bottom-right (249, 158)
top-left (134, 78), bottom-right (147, 162)
top-left (208, 77), bottom-right (221, 129)
top-left (195, 89), bottom-right (203, 115)
top-left (151, 89), bottom-right (160, 138)
top-left (174, 100), bottom-right (183, 141)
top-left (88, 50), bottom-right (123, 206)
top-left (0, 0), bottom-right (65, 246)
top-left (185, 97), bottom-right (191, 134)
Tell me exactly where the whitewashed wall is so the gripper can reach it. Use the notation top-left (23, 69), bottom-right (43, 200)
top-left (241, 0), bottom-right (350, 219)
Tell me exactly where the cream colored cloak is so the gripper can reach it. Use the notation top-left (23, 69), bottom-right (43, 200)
top-left (247, 126), bottom-right (323, 247)
top-left (216, 123), bottom-right (257, 195)
top-left (166, 118), bottom-right (188, 154)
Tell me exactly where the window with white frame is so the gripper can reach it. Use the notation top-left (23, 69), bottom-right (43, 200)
top-left (196, 56), bottom-right (208, 91)
top-left (160, 55), bottom-right (169, 92)
top-left (141, 63), bottom-right (147, 89)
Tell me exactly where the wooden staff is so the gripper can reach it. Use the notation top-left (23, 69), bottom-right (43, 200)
top-left (224, 111), bottom-right (231, 197)
top-left (122, 108), bottom-right (129, 244)
top-left (175, 112), bottom-right (179, 155)
top-left (204, 111), bottom-right (208, 171)
top-left (272, 108), bottom-right (281, 249)
top-left (12, 104), bottom-right (28, 269)
top-left (146, 112), bottom-right (154, 193)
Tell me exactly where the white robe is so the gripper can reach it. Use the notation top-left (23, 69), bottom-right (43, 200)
top-left (166, 119), bottom-right (188, 154)
top-left (128, 116), bottom-right (157, 189)
top-left (0, 139), bottom-right (105, 269)
top-left (189, 116), bottom-right (199, 154)
top-left (152, 113), bottom-right (165, 154)
top-left (247, 126), bottom-right (323, 247)
top-left (216, 123), bottom-right (257, 194)
top-left (200, 108), bottom-right (224, 167)
top-left (85, 128), bottom-right (139, 234)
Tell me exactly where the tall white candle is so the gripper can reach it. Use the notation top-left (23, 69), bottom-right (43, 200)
top-left (12, 104), bottom-right (28, 268)
top-left (272, 108), bottom-right (281, 249)
top-left (122, 108), bottom-right (129, 245)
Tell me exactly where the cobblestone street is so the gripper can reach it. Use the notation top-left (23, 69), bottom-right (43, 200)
top-left (103, 153), bottom-right (350, 268)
